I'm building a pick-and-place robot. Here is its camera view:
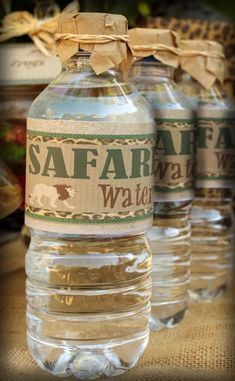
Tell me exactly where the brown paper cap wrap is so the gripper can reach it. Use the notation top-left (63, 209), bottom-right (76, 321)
top-left (179, 39), bottom-right (225, 89)
top-left (56, 12), bottom-right (133, 75)
top-left (128, 28), bottom-right (180, 68)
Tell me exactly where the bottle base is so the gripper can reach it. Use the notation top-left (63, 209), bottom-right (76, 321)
top-left (27, 331), bottom-right (149, 379)
top-left (150, 304), bottom-right (188, 331)
top-left (189, 283), bottom-right (227, 303)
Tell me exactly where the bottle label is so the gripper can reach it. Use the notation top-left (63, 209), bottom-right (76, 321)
top-left (25, 118), bottom-right (155, 234)
top-left (154, 109), bottom-right (196, 201)
top-left (0, 43), bottom-right (61, 85)
top-left (196, 109), bottom-right (235, 188)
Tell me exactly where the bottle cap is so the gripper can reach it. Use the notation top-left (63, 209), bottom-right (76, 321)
top-left (128, 28), bottom-right (180, 68)
top-left (179, 39), bottom-right (225, 89)
top-left (55, 12), bottom-right (133, 75)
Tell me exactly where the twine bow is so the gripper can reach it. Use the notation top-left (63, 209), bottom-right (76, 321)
top-left (0, 1), bottom-right (79, 56)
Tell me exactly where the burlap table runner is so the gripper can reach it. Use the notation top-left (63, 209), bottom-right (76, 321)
top-left (0, 239), bottom-right (234, 381)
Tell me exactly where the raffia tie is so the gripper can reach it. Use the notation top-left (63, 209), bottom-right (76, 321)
top-left (0, 11), bottom-right (60, 56)
top-left (55, 33), bottom-right (130, 44)
top-left (0, 1), bottom-right (78, 56)
top-left (131, 44), bottom-right (180, 56)
top-left (180, 50), bottom-right (225, 59)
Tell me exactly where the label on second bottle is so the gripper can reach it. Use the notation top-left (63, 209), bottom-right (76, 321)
top-left (196, 109), bottom-right (235, 188)
top-left (25, 118), bottom-right (155, 234)
top-left (154, 109), bottom-right (196, 201)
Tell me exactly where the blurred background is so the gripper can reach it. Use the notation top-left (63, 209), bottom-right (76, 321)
top-left (1, 0), bottom-right (234, 95)
top-left (1, 0), bottom-right (235, 23)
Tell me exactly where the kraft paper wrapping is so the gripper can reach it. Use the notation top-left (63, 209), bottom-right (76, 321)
top-left (179, 39), bottom-right (225, 89)
top-left (56, 13), bottom-right (133, 75)
top-left (128, 28), bottom-right (180, 68)
top-left (146, 17), bottom-right (235, 99)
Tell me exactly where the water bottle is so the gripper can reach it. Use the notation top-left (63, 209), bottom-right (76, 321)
top-left (129, 28), bottom-right (195, 330)
top-left (177, 39), bottom-right (235, 301)
top-left (25, 13), bottom-right (154, 379)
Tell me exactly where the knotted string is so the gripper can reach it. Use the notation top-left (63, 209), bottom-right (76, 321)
top-left (55, 33), bottom-right (129, 44)
top-left (131, 43), bottom-right (180, 56)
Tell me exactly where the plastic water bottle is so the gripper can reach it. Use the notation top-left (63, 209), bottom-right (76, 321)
top-left (177, 40), bottom-right (235, 301)
top-left (129, 27), bottom-right (195, 330)
top-left (190, 83), bottom-right (234, 301)
top-left (25, 13), bottom-right (154, 379)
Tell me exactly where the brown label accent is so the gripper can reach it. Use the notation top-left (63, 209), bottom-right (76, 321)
top-left (154, 110), bottom-right (196, 201)
top-left (196, 109), bottom-right (235, 188)
top-left (25, 119), bottom-right (155, 234)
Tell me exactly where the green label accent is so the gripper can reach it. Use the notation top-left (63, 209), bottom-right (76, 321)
top-left (154, 116), bottom-right (195, 201)
top-left (25, 209), bottom-right (153, 224)
top-left (196, 114), bottom-right (235, 188)
top-left (25, 121), bottom-right (155, 234)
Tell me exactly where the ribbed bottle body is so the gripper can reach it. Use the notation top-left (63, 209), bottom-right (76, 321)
top-left (131, 61), bottom-right (195, 330)
top-left (147, 202), bottom-right (191, 329)
top-left (26, 231), bottom-right (152, 378)
top-left (25, 54), bottom-right (154, 378)
top-left (177, 73), bottom-right (235, 301)
top-left (190, 189), bottom-right (233, 300)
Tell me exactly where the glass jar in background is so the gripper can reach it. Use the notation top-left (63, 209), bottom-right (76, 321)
top-left (0, 81), bottom-right (47, 231)
top-left (0, 84), bottom-right (45, 195)
top-left (0, 0), bottom-right (61, 203)
top-left (0, 159), bottom-right (22, 221)
top-left (0, 42), bottom-right (61, 232)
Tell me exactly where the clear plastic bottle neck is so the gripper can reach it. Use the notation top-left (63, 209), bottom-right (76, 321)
top-left (132, 59), bottom-right (174, 82)
top-left (63, 52), bottom-right (121, 78)
top-left (199, 80), bottom-right (228, 103)
top-left (176, 69), bottom-right (228, 104)
top-left (175, 70), bottom-right (194, 84)
top-left (63, 52), bottom-right (92, 72)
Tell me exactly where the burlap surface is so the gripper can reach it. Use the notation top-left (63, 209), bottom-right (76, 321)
top-left (0, 239), bottom-right (234, 381)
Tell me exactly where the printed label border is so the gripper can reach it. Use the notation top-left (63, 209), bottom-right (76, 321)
top-left (27, 130), bottom-right (156, 140)
top-left (25, 209), bottom-right (153, 224)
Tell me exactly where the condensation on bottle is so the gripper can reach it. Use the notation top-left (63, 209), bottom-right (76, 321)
top-left (129, 28), bottom-right (195, 330)
top-left (25, 13), bottom-right (155, 379)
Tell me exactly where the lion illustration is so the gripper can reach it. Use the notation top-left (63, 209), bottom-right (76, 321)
top-left (30, 184), bottom-right (76, 209)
